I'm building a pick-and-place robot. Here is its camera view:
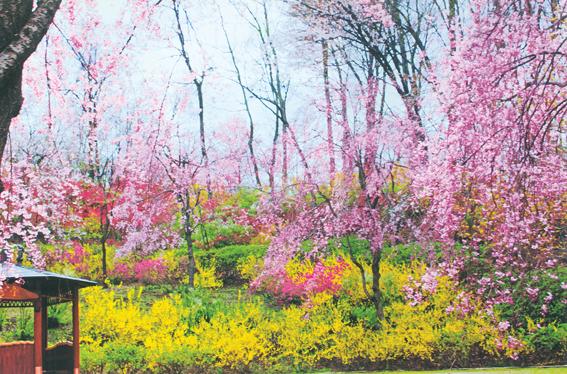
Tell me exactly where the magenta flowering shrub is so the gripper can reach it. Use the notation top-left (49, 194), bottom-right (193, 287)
top-left (64, 244), bottom-right (92, 274)
top-left (110, 261), bottom-right (136, 283)
top-left (109, 256), bottom-right (189, 285)
top-left (251, 258), bottom-right (349, 305)
top-left (110, 258), bottom-right (168, 285)
top-left (42, 241), bottom-right (191, 285)
top-left (43, 244), bottom-right (96, 278)
top-left (132, 258), bottom-right (168, 284)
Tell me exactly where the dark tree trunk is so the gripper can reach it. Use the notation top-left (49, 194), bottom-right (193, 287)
top-left (0, 0), bottom-right (62, 191)
top-left (0, 60), bottom-right (22, 174)
top-left (185, 226), bottom-right (195, 288)
top-left (371, 250), bottom-right (384, 320)
top-left (269, 112), bottom-right (279, 189)
top-left (99, 200), bottom-right (110, 284)
top-left (101, 239), bottom-right (108, 288)
top-left (346, 235), bottom-right (385, 325)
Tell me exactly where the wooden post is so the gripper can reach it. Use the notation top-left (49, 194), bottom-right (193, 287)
top-left (41, 296), bottom-right (48, 351)
top-left (33, 299), bottom-right (43, 374)
top-left (73, 286), bottom-right (80, 374)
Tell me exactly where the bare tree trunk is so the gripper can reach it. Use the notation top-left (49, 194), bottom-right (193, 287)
top-left (345, 236), bottom-right (384, 324)
top-left (100, 201), bottom-right (110, 282)
top-left (371, 250), bottom-right (384, 320)
top-left (219, 13), bottom-right (262, 187)
top-left (363, 76), bottom-right (379, 173)
top-left (181, 188), bottom-right (199, 289)
top-left (339, 84), bottom-right (352, 173)
top-left (322, 40), bottom-right (335, 177)
top-left (448, 0), bottom-right (459, 52)
top-left (0, 61), bottom-right (22, 187)
top-left (0, 0), bottom-right (62, 191)
top-left (332, 49), bottom-right (353, 175)
top-left (282, 121), bottom-right (288, 186)
top-left (248, 119), bottom-right (262, 187)
top-left (195, 79), bottom-right (212, 196)
top-left (87, 94), bottom-right (99, 180)
top-left (172, 0), bottom-right (210, 195)
top-left (269, 113), bottom-right (280, 189)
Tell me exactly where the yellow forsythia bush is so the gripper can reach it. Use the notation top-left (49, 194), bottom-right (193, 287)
top-left (80, 258), bottom-right (526, 373)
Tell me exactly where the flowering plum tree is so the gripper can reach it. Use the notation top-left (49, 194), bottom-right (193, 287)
top-left (112, 112), bottom-right (214, 288)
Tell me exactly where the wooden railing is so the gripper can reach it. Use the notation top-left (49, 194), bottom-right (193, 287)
top-left (44, 341), bottom-right (73, 372)
top-left (0, 340), bottom-right (73, 374)
top-left (0, 341), bottom-right (34, 374)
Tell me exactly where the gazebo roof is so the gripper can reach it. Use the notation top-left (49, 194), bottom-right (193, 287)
top-left (1, 263), bottom-right (97, 288)
top-left (1, 263), bottom-right (98, 308)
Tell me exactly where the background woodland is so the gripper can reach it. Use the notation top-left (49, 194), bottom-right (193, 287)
top-left (2, 0), bottom-right (567, 372)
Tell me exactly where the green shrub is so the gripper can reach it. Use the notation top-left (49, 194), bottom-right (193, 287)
top-left (495, 266), bottom-right (567, 326)
top-left (195, 219), bottom-right (254, 248)
top-left (0, 308), bottom-right (8, 332)
top-left (176, 287), bottom-right (232, 327)
top-left (330, 237), bottom-right (433, 266)
top-left (195, 244), bottom-right (267, 284)
top-left (12, 309), bottom-right (33, 341)
top-left (104, 341), bottom-right (146, 374)
top-left (521, 321), bottom-right (567, 363)
top-left (48, 303), bottom-right (71, 329)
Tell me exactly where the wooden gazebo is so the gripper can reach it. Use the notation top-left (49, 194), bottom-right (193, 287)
top-left (0, 263), bottom-right (97, 374)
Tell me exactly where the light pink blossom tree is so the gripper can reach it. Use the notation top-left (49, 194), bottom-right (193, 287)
top-left (408, 0), bottom-right (567, 316)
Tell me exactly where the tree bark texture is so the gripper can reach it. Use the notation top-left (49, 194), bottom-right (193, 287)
top-left (0, 0), bottom-right (62, 191)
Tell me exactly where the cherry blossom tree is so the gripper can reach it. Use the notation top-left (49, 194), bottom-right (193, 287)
top-left (0, 157), bottom-right (81, 280)
top-left (254, 84), bottom-right (421, 322)
top-left (110, 81), bottom-right (217, 288)
top-left (409, 0), bottom-right (567, 317)
top-left (255, 0), bottom-right (567, 324)
top-left (1, 0), bottom-right (165, 278)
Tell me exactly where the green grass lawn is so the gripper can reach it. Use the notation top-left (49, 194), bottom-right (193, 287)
top-left (314, 368), bottom-right (567, 374)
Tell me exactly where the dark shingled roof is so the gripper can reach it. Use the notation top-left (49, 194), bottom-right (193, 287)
top-left (1, 263), bottom-right (98, 301)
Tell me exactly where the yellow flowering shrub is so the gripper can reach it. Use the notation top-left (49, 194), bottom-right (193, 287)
top-left (80, 287), bottom-right (149, 373)
top-left (237, 254), bottom-right (264, 282)
top-left (188, 298), bottom-right (274, 369)
top-left (179, 258), bottom-right (223, 289)
top-left (80, 258), bottom-right (527, 373)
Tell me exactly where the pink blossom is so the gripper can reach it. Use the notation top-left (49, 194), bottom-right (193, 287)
top-left (526, 287), bottom-right (539, 298)
top-left (498, 320), bottom-right (510, 331)
top-left (545, 292), bottom-right (553, 303)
